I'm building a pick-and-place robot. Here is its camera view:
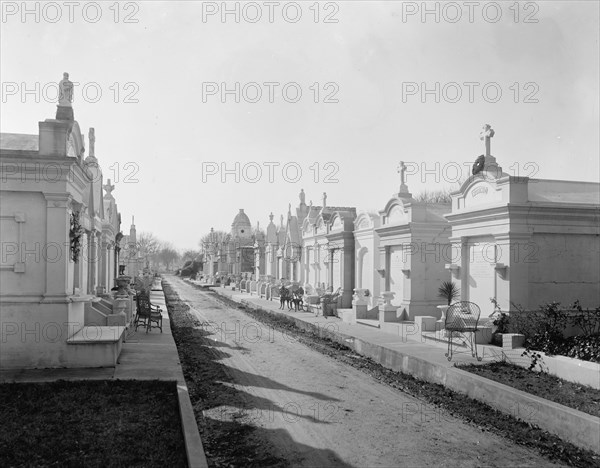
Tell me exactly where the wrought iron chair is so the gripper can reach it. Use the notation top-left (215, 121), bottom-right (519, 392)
top-left (444, 301), bottom-right (482, 361)
top-left (135, 292), bottom-right (163, 333)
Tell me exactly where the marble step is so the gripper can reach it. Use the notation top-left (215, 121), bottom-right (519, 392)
top-left (356, 318), bottom-right (380, 328)
top-left (66, 326), bottom-right (126, 367)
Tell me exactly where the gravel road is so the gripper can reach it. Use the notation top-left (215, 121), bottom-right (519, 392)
top-left (167, 276), bottom-right (564, 468)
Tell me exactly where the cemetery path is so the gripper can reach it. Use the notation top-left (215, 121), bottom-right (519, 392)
top-left (168, 277), bottom-right (563, 468)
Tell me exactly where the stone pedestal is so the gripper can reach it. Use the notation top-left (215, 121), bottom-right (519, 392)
top-left (108, 296), bottom-right (128, 326)
top-left (352, 288), bottom-right (369, 320)
top-left (378, 292), bottom-right (399, 323)
top-left (502, 333), bottom-right (525, 350)
top-left (56, 105), bottom-right (74, 121)
top-left (415, 316), bottom-right (437, 332)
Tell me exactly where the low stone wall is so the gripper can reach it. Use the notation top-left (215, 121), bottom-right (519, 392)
top-left (231, 295), bottom-right (600, 455)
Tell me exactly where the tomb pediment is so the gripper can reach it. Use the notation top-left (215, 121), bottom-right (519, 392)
top-left (330, 215), bottom-right (343, 231)
top-left (316, 218), bottom-right (326, 234)
top-left (460, 180), bottom-right (501, 209)
top-left (388, 205), bottom-right (406, 224)
top-left (380, 195), bottom-right (412, 226)
top-left (355, 214), bottom-right (371, 230)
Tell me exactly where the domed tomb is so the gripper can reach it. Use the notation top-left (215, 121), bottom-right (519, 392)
top-left (231, 209), bottom-right (252, 239)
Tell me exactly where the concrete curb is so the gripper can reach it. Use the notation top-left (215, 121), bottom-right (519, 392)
top-left (211, 289), bottom-right (600, 455)
top-left (157, 283), bottom-right (209, 468)
top-left (177, 383), bottom-right (209, 468)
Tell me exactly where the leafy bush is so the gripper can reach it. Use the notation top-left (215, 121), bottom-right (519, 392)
top-left (492, 300), bottom-right (600, 364)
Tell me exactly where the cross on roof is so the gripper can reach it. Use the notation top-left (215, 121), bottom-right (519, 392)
top-left (479, 124), bottom-right (495, 156)
top-left (397, 161), bottom-right (409, 193)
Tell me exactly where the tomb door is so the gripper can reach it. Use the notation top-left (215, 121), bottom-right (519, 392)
top-left (359, 249), bottom-right (372, 292)
top-left (466, 237), bottom-right (496, 315)
top-left (389, 246), bottom-right (404, 304)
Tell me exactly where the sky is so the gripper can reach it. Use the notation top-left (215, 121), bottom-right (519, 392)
top-left (1, 1), bottom-right (599, 251)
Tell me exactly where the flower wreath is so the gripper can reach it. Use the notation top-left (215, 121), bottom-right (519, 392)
top-left (472, 155), bottom-right (485, 175)
top-left (70, 211), bottom-right (84, 262)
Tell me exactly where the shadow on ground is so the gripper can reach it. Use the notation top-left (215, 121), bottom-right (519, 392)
top-left (164, 280), bottom-right (352, 468)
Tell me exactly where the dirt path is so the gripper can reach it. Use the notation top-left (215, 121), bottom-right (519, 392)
top-left (167, 276), bottom-right (564, 468)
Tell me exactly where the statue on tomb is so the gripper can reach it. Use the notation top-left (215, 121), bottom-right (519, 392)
top-left (269, 212), bottom-right (274, 223)
top-left (322, 192), bottom-right (327, 207)
top-left (58, 72), bottom-right (74, 107)
top-left (397, 161), bottom-right (409, 193)
top-left (299, 189), bottom-right (306, 205)
top-left (88, 128), bottom-right (96, 158)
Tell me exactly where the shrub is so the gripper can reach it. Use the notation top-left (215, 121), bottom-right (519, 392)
top-left (491, 300), bottom-right (600, 364)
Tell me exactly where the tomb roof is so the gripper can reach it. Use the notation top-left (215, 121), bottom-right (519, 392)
top-left (0, 133), bottom-right (39, 152)
top-left (528, 179), bottom-right (600, 205)
top-left (232, 209), bottom-right (251, 227)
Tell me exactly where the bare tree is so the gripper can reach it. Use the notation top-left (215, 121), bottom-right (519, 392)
top-left (158, 243), bottom-right (180, 271)
top-left (136, 232), bottom-right (160, 267)
top-left (199, 230), bottom-right (229, 253)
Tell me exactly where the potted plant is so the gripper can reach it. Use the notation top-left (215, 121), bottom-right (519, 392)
top-left (437, 281), bottom-right (460, 322)
top-left (489, 298), bottom-right (510, 346)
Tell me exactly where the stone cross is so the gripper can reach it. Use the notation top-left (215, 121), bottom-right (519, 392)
top-left (479, 124), bottom-right (495, 156)
top-left (398, 161), bottom-right (406, 185)
top-left (103, 179), bottom-right (114, 196)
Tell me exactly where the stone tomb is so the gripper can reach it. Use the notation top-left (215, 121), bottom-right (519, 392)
top-left (353, 211), bottom-right (381, 316)
top-left (375, 163), bottom-right (452, 323)
top-left (447, 126), bottom-right (600, 315)
top-left (0, 79), bottom-right (127, 369)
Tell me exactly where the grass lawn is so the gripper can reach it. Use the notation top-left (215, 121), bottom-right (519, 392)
top-left (457, 361), bottom-right (600, 417)
top-left (0, 379), bottom-right (187, 467)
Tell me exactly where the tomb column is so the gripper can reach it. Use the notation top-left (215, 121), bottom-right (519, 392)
top-left (449, 236), bottom-right (468, 300)
top-left (494, 232), bottom-right (532, 311)
top-left (97, 234), bottom-right (109, 295)
top-left (328, 245), bottom-right (335, 288)
top-left (379, 245), bottom-right (390, 291)
top-left (88, 229), bottom-right (99, 295)
top-left (42, 193), bottom-right (72, 301)
top-left (106, 242), bottom-right (114, 291)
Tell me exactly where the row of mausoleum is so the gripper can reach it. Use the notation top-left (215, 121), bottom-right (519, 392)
top-left (0, 73), bottom-right (145, 369)
top-left (202, 125), bottom-right (600, 336)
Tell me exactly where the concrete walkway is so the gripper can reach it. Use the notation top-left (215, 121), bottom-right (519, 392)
top-left (0, 284), bottom-right (208, 468)
top-left (198, 281), bottom-right (600, 455)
